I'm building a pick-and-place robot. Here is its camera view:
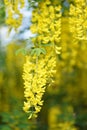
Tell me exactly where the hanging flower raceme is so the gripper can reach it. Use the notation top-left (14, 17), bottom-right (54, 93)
top-left (30, 0), bottom-right (62, 54)
top-left (4, 0), bottom-right (25, 29)
top-left (23, 48), bottom-right (56, 119)
top-left (69, 0), bottom-right (87, 69)
top-left (22, 0), bottom-right (62, 119)
top-left (69, 0), bottom-right (87, 40)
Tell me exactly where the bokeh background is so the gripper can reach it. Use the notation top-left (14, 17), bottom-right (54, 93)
top-left (0, 0), bottom-right (87, 130)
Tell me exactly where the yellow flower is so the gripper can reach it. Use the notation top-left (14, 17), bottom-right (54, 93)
top-left (45, 0), bottom-right (51, 5)
top-left (30, 0), bottom-right (61, 48)
top-left (23, 102), bottom-right (30, 113)
top-left (4, 0), bottom-right (24, 29)
top-left (23, 47), bottom-right (56, 119)
top-left (22, 0), bottom-right (61, 119)
top-left (69, 0), bottom-right (87, 40)
top-left (30, 24), bottom-right (37, 33)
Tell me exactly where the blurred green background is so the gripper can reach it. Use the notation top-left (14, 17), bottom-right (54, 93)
top-left (0, 0), bottom-right (87, 130)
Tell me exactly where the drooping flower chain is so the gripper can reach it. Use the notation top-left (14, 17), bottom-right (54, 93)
top-left (23, 0), bottom-right (62, 119)
top-left (23, 48), bottom-right (56, 119)
top-left (4, 0), bottom-right (25, 29)
top-left (69, 0), bottom-right (87, 40)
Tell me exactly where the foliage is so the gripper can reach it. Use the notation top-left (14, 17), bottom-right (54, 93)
top-left (0, 0), bottom-right (5, 24)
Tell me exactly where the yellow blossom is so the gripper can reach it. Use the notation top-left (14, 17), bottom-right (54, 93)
top-left (4, 0), bottom-right (25, 29)
top-left (30, 0), bottom-right (62, 55)
top-left (23, 47), bottom-right (56, 119)
top-left (69, 0), bottom-right (87, 40)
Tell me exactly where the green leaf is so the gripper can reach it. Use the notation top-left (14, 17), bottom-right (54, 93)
top-left (36, 48), bottom-right (41, 56)
top-left (0, 125), bottom-right (11, 130)
top-left (30, 49), bottom-right (36, 56)
top-left (1, 112), bottom-right (11, 123)
top-left (17, 123), bottom-right (29, 129)
top-left (40, 48), bottom-right (46, 55)
top-left (30, 48), bottom-right (46, 56)
top-left (15, 48), bottom-right (27, 56)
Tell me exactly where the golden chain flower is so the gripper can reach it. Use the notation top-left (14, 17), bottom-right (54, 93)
top-left (22, 0), bottom-right (62, 119)
top-left (4, 0), bottom-right (25, 29)
top-left (30, 0), bottom-right (62, 53)
top-left (23, 48), bottom-right (56, 119)
top-left (69, 0), bottom-right (87, 40)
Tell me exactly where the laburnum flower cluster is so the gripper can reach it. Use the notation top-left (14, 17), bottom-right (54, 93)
top-left (69, 0), bottom-right (87, 40)
top-left (23, 48), bottom-right (56, 119)
top-left (23, 0), bottom-right (62, 119)
top-left (30, 0), bottom-right (62, 53)
top-left (4, 0), bottom-right (25, 29)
